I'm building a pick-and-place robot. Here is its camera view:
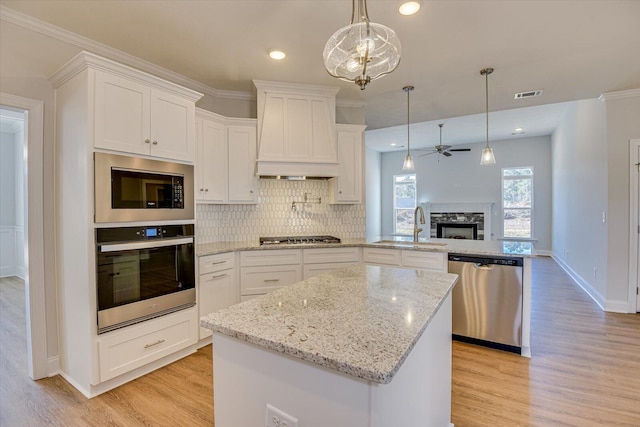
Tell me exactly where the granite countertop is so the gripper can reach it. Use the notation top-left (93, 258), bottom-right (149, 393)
top-left (196, 237), bottom-right (535, 258)
top-left (200, 264), bottom-right (458, 384)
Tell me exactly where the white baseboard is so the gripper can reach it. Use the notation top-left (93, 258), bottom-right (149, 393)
top-left (535, 249), bottom-right (552, 257)
top-left (47, 355), bottom-right (60, 377)
top-left (552, 254), bottom-right (605, 310)
top-left (605, 299), bottom-right (630, 313)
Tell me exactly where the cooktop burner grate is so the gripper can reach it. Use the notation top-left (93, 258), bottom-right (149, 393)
top-left (259, 235), bottom-right (342, 245)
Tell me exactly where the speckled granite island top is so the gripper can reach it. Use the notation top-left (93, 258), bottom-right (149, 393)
top-left (200, 264), bottom-right (458, 384)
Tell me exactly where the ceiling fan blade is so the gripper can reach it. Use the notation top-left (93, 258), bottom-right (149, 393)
top-left (418, 152), bottom-right (438, 157)
top-left (442, 151), bottom-right (453, 157)
top-left (449, 148), bottom-right (471, 152)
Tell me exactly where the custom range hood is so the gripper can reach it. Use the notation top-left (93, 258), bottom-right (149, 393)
top-left (254, 80), bottom-right (340, 178)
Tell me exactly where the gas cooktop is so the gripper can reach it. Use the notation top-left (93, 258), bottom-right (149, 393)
top-left (259, 235), bottom-right (342, 245)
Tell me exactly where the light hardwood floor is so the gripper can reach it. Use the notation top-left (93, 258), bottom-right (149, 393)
top-left (1, 258), bottom-right (639, 426)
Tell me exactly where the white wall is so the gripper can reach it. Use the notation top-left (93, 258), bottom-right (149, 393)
top-left (604, 93), bottom-right (640, 311)
top-left (551, 99), bottom-right (609, 307)
top-left (1, 131), bottom-right (16, 226)
top-left (365, 147), bottom-right (381, 239)
top-left (378, 136), bottom-right (553, 250)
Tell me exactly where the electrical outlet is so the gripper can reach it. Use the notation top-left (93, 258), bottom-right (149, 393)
top-left (265, 404), bottom-right (298, 427)
top-left (602, 212), bottom-right (607, 223)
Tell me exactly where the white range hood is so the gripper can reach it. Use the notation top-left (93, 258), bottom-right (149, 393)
top-left (254, 80), bottom-right (340, 178)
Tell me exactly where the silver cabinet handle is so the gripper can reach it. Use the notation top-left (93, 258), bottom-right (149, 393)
top-left (209, 260), bottom-right (228, 265)
top-left (205, 188), bottom-right (209, 192)
top-left (338, 191), bottom-right (343, 194)
top-left (144, 139), bottom-right (151, 144)
top-left (208, 273), bottom-right (228, 280)
top-left (200, 188), bottom-right (204, 191)
top-left (250, 190), bottom-right (254, 194)
top-left (264, 278), bottom-right (280, 283)
top-left (152, 140), bottom-right (158, 145)
top-left (144, 339), bottom-right (165, 349)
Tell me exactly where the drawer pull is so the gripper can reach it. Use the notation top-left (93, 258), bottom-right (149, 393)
top-left (209, 273), bottom-right (228, 280)
top-left (209, 260), bottom-right (228, 265)
top-left (263, 278), bottom-right (280, 283)
top-left (144, 339), bottom-right (165, 349)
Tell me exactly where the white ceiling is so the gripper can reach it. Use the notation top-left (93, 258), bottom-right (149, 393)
top-left (1, 1), bottom-right (639, 150)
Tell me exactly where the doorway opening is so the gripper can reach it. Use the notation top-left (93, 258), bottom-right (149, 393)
top-left (0, 94), bottom-right (47, 380)
top-left (630, 139), bottom-right (640, 313)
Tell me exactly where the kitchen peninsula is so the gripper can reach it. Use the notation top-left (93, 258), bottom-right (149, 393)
top-left (201, 264), bottom-right (458, 427)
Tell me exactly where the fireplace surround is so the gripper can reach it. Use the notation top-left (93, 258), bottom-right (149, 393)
top-left (425, 202), bottom-right (493, 241)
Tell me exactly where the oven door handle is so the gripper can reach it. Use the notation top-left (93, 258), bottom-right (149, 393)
top-left (100, 237), bottom-right (194, 253)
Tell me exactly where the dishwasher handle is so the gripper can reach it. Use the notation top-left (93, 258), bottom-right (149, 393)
top-left (448, 253), bottom-right (523, 267)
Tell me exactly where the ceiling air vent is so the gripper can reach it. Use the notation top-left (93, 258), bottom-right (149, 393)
top-left (514, 89), bottom-right (543, 99)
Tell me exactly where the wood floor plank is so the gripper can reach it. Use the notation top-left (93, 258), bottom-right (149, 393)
top-left (2, 256), bottom-right (639, 426)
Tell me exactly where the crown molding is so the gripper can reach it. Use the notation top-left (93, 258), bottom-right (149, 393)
top-left (0, 5), bottom-right (252, 101)
top-left (599, 88), bottom-right (640, 102)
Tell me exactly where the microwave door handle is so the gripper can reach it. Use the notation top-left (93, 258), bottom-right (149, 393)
top-left (100, 237), bottom-right (194, 253)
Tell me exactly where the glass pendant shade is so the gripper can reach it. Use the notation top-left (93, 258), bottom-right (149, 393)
top-left (480, 146), bottom-right (496, 165)
top-left (323, 0), bottom-right (401, 90)
top-left (402, 154), bottom-right (414, 171)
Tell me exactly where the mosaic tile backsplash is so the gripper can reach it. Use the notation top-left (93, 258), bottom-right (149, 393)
top-left (196, 179), bottom-right (366, 243)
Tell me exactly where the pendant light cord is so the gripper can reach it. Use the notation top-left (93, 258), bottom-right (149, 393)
top-left (485, 70), bottom-right (489, 149)
top-left (407, 87), bottom-right (410, 153)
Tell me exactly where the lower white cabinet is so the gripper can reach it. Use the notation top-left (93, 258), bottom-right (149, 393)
top-left (363, 247), bottom-right (446, 272)
top-left (302, 247), bottom-right (360, 279)
top-left (198, 252), bottom-right (238, 339)
top-left (239, 250), bottom-right (303, 297)
top-left (97, 307), bottom-right (198, 382)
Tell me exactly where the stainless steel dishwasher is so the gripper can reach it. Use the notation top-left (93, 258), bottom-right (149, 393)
top-left (448, 253), bottom-right (523, 353)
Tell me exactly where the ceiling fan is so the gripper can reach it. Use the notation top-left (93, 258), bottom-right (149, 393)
top-left (417, 124), bottom-right (471, 158)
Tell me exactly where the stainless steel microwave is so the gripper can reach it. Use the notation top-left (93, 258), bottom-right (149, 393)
top-left (94, 152), bottom-right (194, 223)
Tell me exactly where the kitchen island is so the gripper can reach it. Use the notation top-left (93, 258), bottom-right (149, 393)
top-left (201, 264), bottom-right (458, 427)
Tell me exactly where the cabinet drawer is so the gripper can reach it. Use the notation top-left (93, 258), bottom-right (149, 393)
top-left (303, 247), bottom-right (360, 264)
top-left (240, 264), bottom-right (302, 296)
top-left (362, 247), bottom-right (402, 266)
top-left (401, 251), bottom-right (446, 272)
top-left (199, 252), bottom-right (235, 275)
top-left (240, 249), bottom-right (302, 267)
top-left (303, 262), bottom-right (358, 280)
top-left (97, 308), bottom-right (197, 382)
top-left (199, 269), bottom-right (238, 339)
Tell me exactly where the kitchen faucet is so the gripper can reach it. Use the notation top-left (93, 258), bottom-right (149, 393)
top-left (413, 205), bottom-right (426, 242)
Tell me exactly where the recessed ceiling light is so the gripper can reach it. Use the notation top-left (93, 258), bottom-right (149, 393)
top-left (399, 1), bottom-right (421, 15)
top-left (512, 128), bottom-right (525, 135)
top-left (268, 50), bottom-right (286, 60)
top-left (390, 143), bottom-right (397, 146)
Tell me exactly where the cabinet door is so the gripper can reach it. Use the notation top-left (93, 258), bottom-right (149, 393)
top-left (227, 125), bottom-right (257, 203)
top-left (240, 264), bottom-right (303, 296)
top-left (331, 125), bottom-right (365, 204)
top-left (199, 269), bottom-right (238, 339)
top-left (149, 89), bottom-right (195, 162)
top-left (362, 247), bottom-right (402, 266)
top-left (401, 251), bottom-right (446, 272)
top-left (94, 71), bottom-right (150, 155)
top-left (196, 117), bottom-right (227, 203)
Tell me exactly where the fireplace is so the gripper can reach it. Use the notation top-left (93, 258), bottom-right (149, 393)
top-left (437, 223), bottom-right (478, 240)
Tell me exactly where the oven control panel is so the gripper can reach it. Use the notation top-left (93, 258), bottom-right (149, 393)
top-left (96, 224), bottom-right (194, 244)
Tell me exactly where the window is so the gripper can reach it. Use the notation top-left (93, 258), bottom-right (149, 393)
top-left (393, 174), bottom-right (416, 234)
top-left (502, 167), bottom-right (533, 238)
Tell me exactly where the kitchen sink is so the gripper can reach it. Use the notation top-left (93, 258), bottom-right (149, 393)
top-left (373, 240), bottom-right (447, 247)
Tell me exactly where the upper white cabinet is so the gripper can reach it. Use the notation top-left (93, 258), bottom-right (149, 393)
top-left (195, 109), bottom-right (257, 204)
top-left (50, 51), bottom-right (202, 163)
top-left (227, 121), bottom-right (258, 203)
top-left (330, 124), bottom-right (366, 204)
top-left (254, 80), bottom-right (340, 177)
top-left (195, 114), bottom-right (227, 203)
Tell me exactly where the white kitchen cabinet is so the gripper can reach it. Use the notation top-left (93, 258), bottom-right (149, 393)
top-left (330, 124), bottom-right (366, 204)
top-left (94, 70), bottom-right (197, 162)
top-left (302, 247), bottom-right (361, 279)
top-left (97, 307), bottom-right (198, 382)
top-left (198, 252), bottom-right (237, 339)
top-left (363, 247), bottom-right (447, 272)
top-left (254, 80), bottom-right (340, 177)
top-left (227, 121), bottom-right (258, 203)
top-left (195, 110), bottom-right (257, 204)
top-left (363, 247), bottom-right (402, 266)
top-left (239, 249), bottom-right (302, 297)
top-left (195, 114), bottom-right (227, 203)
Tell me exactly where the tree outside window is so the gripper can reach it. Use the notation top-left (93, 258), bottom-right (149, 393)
top-left (394, 174), bottom-right (416, 235)
top-left (502, 167), bottom-right (533, 238)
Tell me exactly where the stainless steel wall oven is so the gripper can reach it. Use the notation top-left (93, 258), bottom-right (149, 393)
top-left (96, 224), bottom-right (195, 334)
top-left (94, 152), bottom-right (194, 223)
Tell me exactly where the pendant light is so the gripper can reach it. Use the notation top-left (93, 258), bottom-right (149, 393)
top-left (402, 85), bottom-right (415, 171)
top-left (480, 67), bottom-right (496, 165)
top-left (323, 0), bottom-right (402, 90)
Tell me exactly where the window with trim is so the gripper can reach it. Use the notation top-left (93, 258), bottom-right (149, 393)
top-left (393, 174), bottom-right (416, 235)
top-left (502, 167), bottom-right (533, 238)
